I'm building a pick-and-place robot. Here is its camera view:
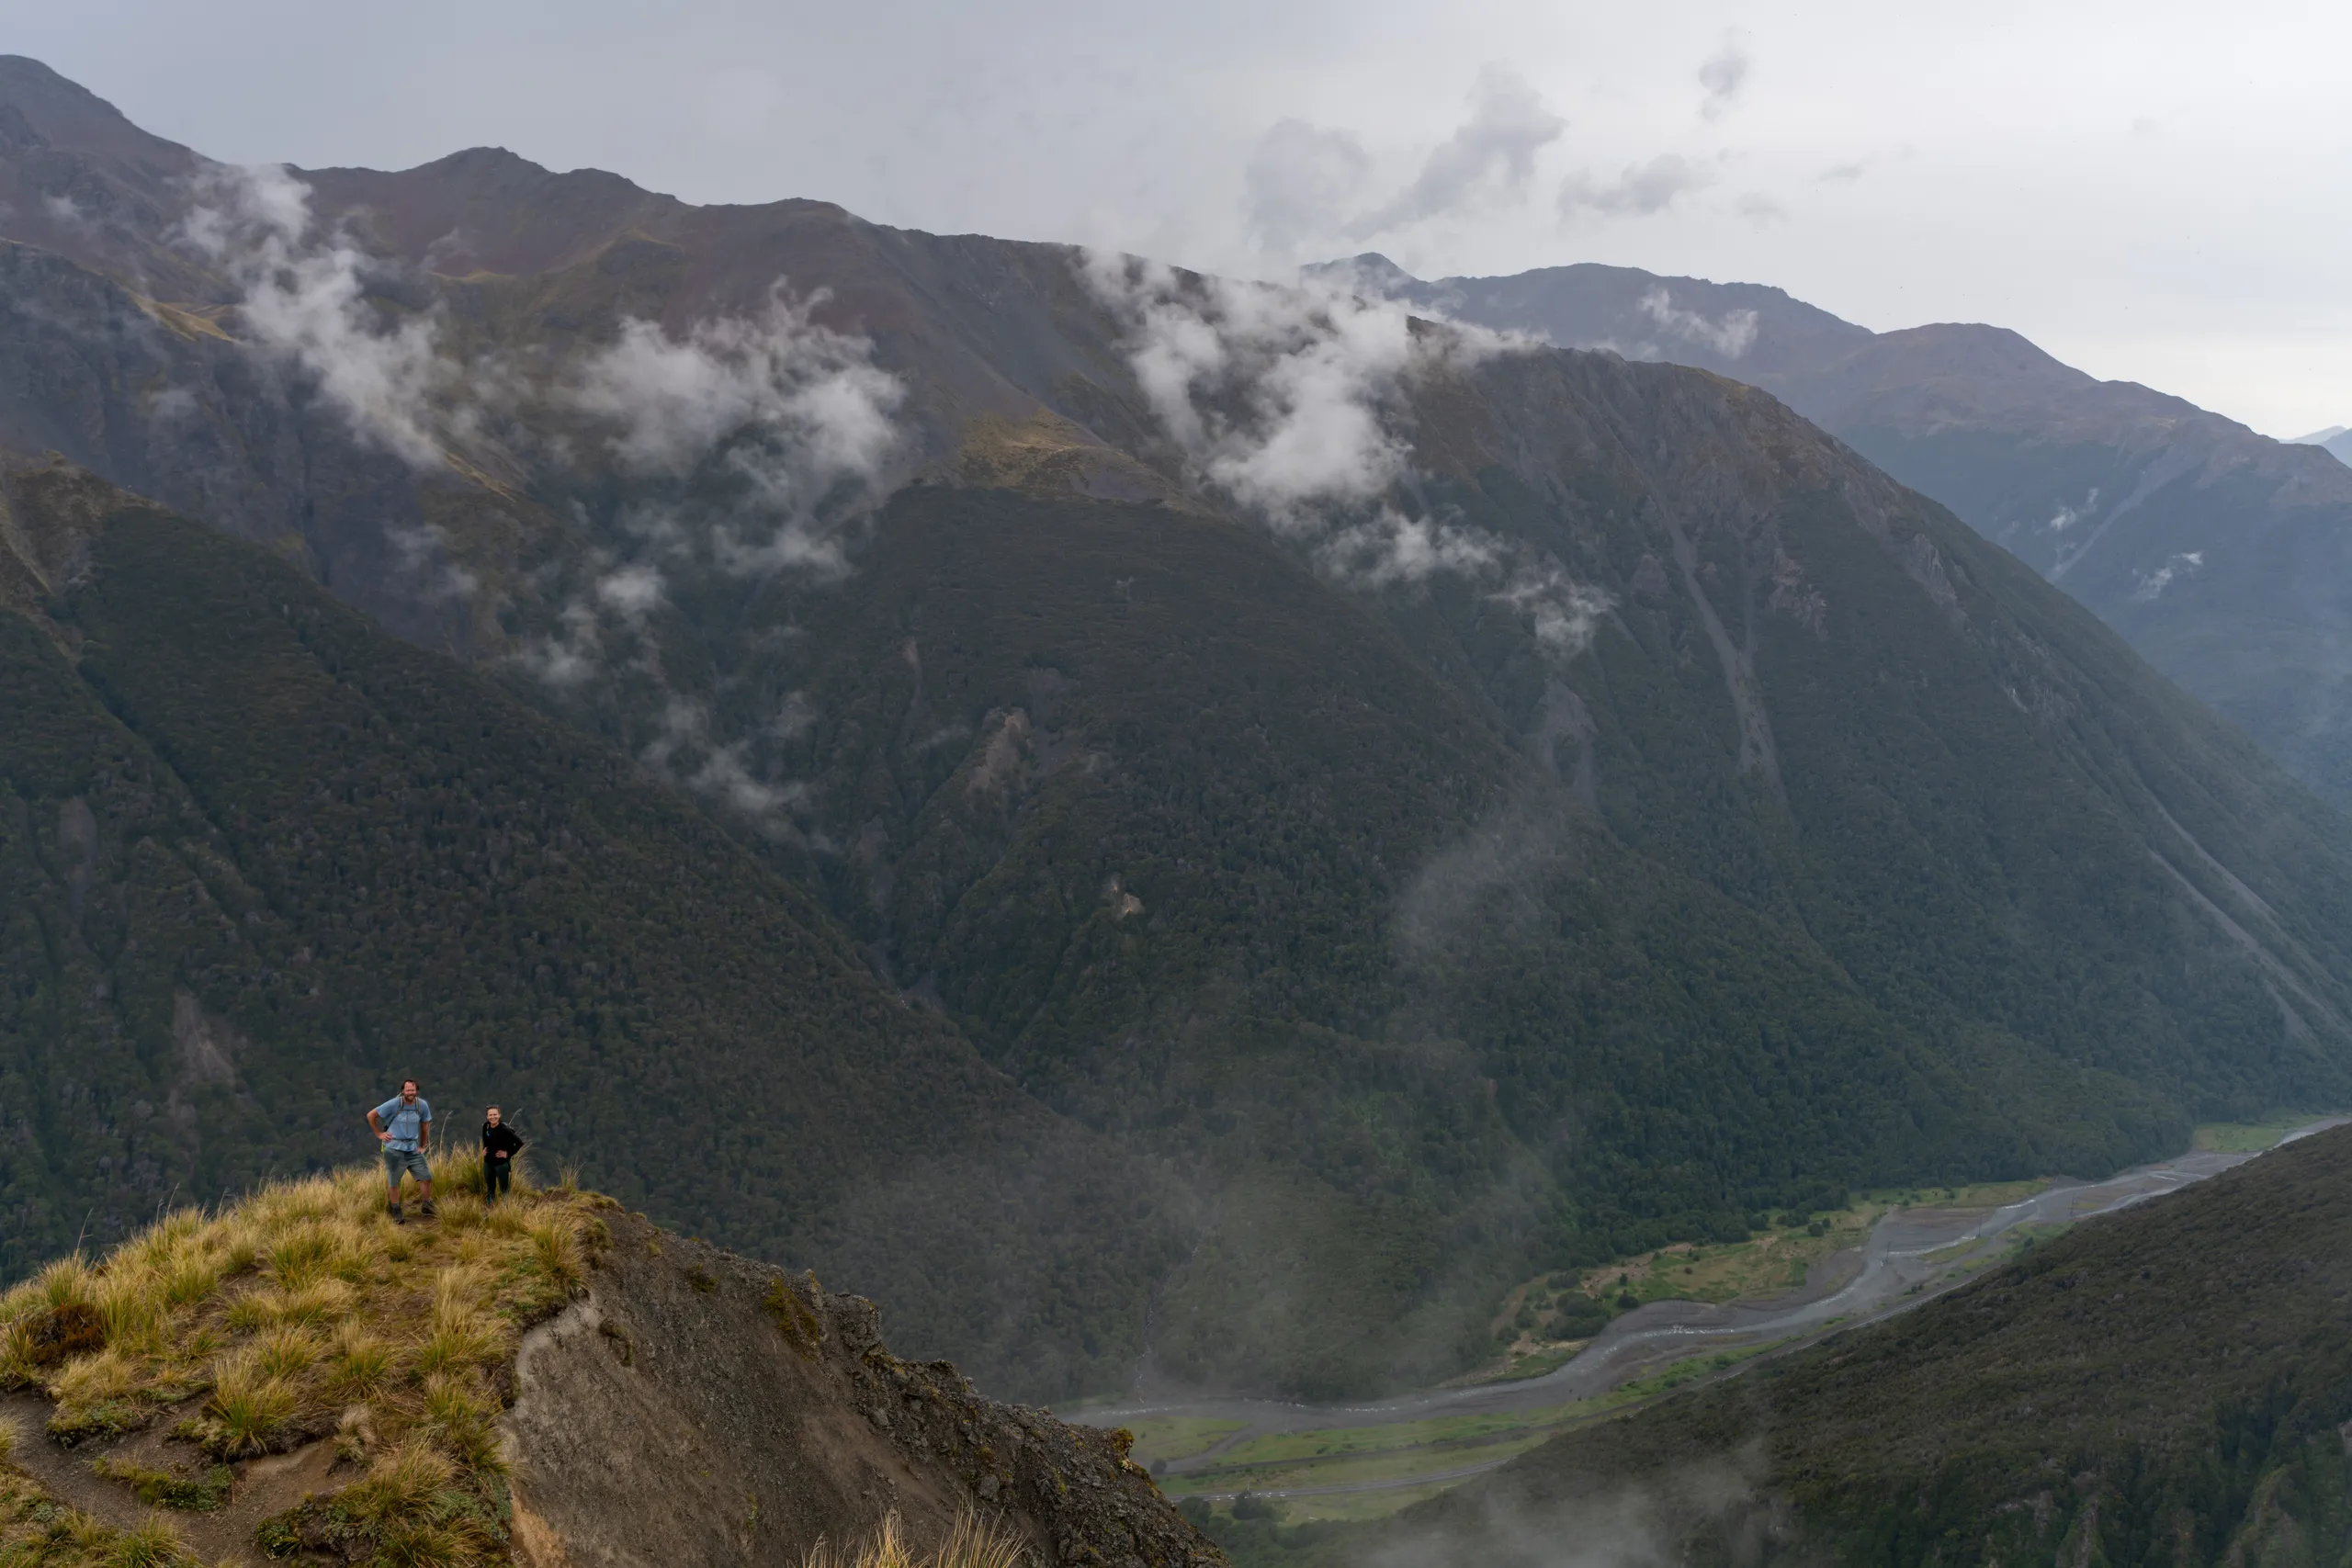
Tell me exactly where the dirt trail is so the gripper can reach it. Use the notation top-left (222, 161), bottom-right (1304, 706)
top-left (1, 1392), bottom-right (344, 1565)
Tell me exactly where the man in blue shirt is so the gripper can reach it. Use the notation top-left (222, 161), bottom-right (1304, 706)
top-left (368, 1078), bottom-right (436, 1223)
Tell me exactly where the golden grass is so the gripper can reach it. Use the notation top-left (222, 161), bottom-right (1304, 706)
top-left (326, 1322), bottom-right (396, 1401)
top-left (0, 1152), bottom-right (605, 1568)
top-left (0, 1468), bottom-right (207, 1568)
top-left (805, 1511), bottom-right (1029, 1568)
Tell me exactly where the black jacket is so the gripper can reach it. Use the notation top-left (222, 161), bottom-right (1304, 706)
top-left (481, 1122), bottom-right (524, 1160)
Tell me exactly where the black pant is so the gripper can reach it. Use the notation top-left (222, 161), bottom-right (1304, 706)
top-left (485, 1156), bottom-right (512, 1201)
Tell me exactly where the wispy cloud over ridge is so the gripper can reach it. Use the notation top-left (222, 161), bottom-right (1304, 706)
top-left (562, 285), bottom-right (906, 577)
top-left (1080, 252), bottom-right (1614, 659)
top-left (1348, 66), bottom-right (1565, 240)
top-left (1638, 287), bottom-right (1759, 359)
top-left (181, 163), bottom-right (453, 466)
top-left (1559, 153), bottom-right (1717, 220)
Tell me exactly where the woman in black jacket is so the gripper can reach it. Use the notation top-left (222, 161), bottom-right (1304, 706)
top-left (481, 1107), bottom-right (524, 1203)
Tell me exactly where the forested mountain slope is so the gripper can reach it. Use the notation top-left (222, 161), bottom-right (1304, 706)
top-left (5, 57), bottom-right (2352, 1405)
top-left (1354, 1121), bottom-right (2352, 1567)
top-left (0, 458), bottom-right (1178, 1401)
top-left (1341, 253), bottom-right (2352, 811)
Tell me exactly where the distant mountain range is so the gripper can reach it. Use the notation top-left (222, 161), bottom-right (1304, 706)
top-left (1315, 254), bottom-right (2352, 809)
top-left (5, 54), bottom-right (2352, 1406)
top-left (2290, 423), bottom-right (2352, 465)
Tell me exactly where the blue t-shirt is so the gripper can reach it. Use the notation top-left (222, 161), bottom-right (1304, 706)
top-left (374, 1096), bottom-right (433, 1151)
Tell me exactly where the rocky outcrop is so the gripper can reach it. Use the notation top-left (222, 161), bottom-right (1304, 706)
top-left (505, 1214), bottom-right (1218, 1568)
top-left (0, 1194), bottom-right (1218, 1568)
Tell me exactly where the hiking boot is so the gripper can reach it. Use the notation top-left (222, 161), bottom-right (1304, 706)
top-left (419, 1201), bottom-right (437, 1219)
top-left (390, 1202), bottom-right (405, 1224)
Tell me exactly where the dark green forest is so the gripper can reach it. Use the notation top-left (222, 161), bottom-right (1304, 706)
top-left (0, 465), bottom-right (1182, 1400)
top-left (8, 426), bottom-right (2352, 1400)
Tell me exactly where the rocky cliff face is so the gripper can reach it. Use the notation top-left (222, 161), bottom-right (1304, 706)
top-left (0, 1172), bottom-right (1217, 1568)
top-left (504, 1215), bottom-right (1215, 1568)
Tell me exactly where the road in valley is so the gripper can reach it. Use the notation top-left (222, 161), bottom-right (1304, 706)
top-left (1080, 1117), bottom-right (2348, 1493)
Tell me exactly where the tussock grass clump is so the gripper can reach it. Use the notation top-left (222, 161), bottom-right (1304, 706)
top-left (198, 1352), bottom-right (298, 1458)
top-left (265, 1435), bottom-right (503, 1567)
top-left (526, 1214), bottom-right (584, 1289)
top-left (0, 1470), bottom-right (207, 1567)
top-left (157, 1253), bottom-right (220, 1312)
top-left (806, 1510), bottom-right (1029, 1568)
top-left (326, 1322), bottom-right (395, 1401)
top-left (0, 1156), bottom-right (605, 1565)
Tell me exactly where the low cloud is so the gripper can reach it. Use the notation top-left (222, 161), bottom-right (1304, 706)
top-left (42, 193), bottom-right (93, 231)
top-left (180, 164), bottom-right (453, 466)
top-left (181, 165), bottom-right (907, 584)
top-left (1699, 34), bottom-right (1753, 121)
top-left (174, 167), bottom-right (899, 846)
top-left (1350, 66), bottom-right (1565, 239)
top-left (594, 562), bottom-right (666, 619)
top-left (1559, 153), bottom-right (1716, 220)
top-left (1370, 1453), bottom-right (1770, 1568)
top-left (642, 697), bottom-right (806, 824)
top-left (505, 289), bottom-right (904, 837)
top-left (2132, 549), bottom-right (2205, 602)
top-left (1319, 508), bottom-right (1498, 586)
top-left (1080, 250), bottom-right (1468, 522)
top-left (1493, 563), bottom-right (1618, 657)
top-left (508, 562), bottom-right (815, 832)
top-left (511, 598), bottom-right (612, 690)
top-left (2046, 489), bottom-right (2100, 532)
top-left (1080, 252), bottom-right (1614, 660)
top-left (564, 287), bottom-right (905, 576)
top-left (1637, 287), bottom-right (1759, 360)
top-left (386, 521), bottom-right (481, 602)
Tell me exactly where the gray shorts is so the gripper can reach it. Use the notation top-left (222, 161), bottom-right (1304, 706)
top-left (382, 1147), bottom-right (432, 1185)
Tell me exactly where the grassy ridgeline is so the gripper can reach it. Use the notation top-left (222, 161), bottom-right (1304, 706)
top-left (0, 1160), bottom-right (1102, 1568)
top-left (0, 1153), bottom-right (597, 1567)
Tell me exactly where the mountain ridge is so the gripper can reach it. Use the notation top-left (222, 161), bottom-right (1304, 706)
top-left (4, 59), bottom-right (2352, 1407)
top-left (1341, 254), bottom-right (2352, 810)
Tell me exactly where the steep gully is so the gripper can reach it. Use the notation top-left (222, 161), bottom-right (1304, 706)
top-left (1074, 1118), bottom-right (2350, 1495)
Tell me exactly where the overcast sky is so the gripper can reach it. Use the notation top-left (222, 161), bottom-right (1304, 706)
top-left (15, 0), bottom-right (2349, 435)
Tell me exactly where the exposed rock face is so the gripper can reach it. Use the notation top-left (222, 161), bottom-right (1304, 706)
top-left (505, 1214), bottom-right (1217, 1568)
top-left (0, 1201), bottom-right (1217, 1568)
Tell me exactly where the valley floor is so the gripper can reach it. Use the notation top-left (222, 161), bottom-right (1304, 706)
top-left (1080, 1115), bottom-right (2350, 1525)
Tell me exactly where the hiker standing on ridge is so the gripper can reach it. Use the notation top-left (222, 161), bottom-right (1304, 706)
top-left (481, 1107), bottom-right (523, 1204)
top-left (368, 1078), bottom-right (435, 1223)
